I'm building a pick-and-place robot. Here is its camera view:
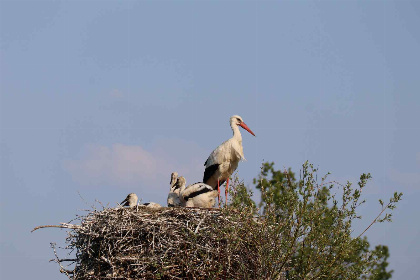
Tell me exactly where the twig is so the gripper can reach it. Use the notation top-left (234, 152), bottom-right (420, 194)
top-left (355, 202), bottom-right (390, 240)
top-left (152, 226), bottom-right (155, 253)
top-left (31, 223), bottom-right (81, 232)
top-left (50, 258), bottom-right (76, 263)
top-left (195, 217), bottom-right (206, 234)
top-left (51, 243), bottom-right (73, 276)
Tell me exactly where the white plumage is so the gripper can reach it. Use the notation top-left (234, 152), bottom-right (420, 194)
top-left (141, 202), bottom-right (162, 209)
top-left (167, 172), bottom-right (181, 207)
top-left (176, 176), bottom-right (218, 208)
top-left (203, 115), bottom-right (255, 204)
top-left (120, 193), bottom-right (138, 207)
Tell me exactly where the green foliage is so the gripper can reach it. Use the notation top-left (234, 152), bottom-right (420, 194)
top-left (365, 245), bottom-right (393, 280)
top-left (229, 176), bottom-right (257, 213)
top-left (253, 162), bottom-right (296, 211)
top-left (229, 161), bottom-right (402, 279)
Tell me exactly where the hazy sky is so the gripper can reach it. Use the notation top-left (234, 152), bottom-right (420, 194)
top-left (1, 0), bottom-right (419, 279)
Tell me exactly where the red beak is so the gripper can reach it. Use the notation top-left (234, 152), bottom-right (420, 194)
top-left (239, 122), bottom-right (256, 136)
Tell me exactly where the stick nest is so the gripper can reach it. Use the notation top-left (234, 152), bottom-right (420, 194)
top-left (41, 206), bottom-right (265, 279)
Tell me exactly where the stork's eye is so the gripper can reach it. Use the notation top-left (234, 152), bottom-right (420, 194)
top-left (236, 118), bottom-right (242, 123)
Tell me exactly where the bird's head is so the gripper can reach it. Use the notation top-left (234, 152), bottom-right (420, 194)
top-left (230, 115), bottom-right (256, 136)
top-left (170, 172), bottom-right (178, 188)
top-left (175, 176), bottom-right (186, 189)
top-left (127, 193), bottom-right (138, 201)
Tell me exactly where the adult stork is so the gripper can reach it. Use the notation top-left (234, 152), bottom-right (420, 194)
top-left (203, 115), bottom-right (255, 205)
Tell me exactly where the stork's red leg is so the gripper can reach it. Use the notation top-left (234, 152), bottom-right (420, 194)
top-left (225, 177), bottom-right (230, 205)
top-left (217, 179), bottom-right (221, 208)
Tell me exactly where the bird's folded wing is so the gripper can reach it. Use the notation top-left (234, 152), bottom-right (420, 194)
top-left (181, 183), bottom-right (213, 200)
top-left (204, 139), bottom-right (232, 167)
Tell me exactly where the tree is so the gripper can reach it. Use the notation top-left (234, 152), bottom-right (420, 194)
top-left (365, 245), bottom-right (393, 280)
top-left (229, 161), bottom-right (401, 279)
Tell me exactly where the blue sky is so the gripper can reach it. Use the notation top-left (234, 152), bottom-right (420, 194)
top-left (1, 0), bottom-right (419, 279)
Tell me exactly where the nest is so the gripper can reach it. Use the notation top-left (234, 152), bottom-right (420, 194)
top-left (34, 206), bottom-right (270, 279)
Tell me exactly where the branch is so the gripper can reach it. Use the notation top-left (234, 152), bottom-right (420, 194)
top-left (50, 258), bottom-right (76, 263)
top-left (195, 217), bottom-right (206, 234)
top-left (51, 243), bottom-right (74, 276)
top-left (354, 202), bottom-right (390, 240)
top-left (31, 223), bottom-right (81, 233)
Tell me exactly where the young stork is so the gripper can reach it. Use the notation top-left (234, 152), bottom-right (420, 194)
top-left (177, 176), bottom-right (218, 208)
top-left (167, 172), bottom-right (181, 207)
top-left (142, 202), bottom-right (162, 209)
top-left (203, 115), bottom-right (255, 205)
top-left (120, 193), bottom-right (138, 207)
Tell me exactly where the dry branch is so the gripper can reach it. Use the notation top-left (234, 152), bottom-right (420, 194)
top-left (32, 223), bottom-right (81, 232)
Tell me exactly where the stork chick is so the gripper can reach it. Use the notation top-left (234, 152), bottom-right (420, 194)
top-left (167, 172), bottom-right (181, 207)
top-left (142, 202), bottom-right (162, 209)
top-left (203, 115), bottom-right (255, 205)
top-left (120, 193), bottom-right (138, 207)
top-left (178, 176), bottom-right (218, 208)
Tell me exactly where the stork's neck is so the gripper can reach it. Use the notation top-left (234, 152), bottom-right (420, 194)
top-left (179, 183), bottom-right (186, 193)
top-left (231, 123), bottom-right (242, 143)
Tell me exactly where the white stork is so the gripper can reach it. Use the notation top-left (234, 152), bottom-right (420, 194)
top-left (177, 176), bottom-right (218, 208)
top-left (167, 172), bottom-right (181, 207)
top-left (141, 202), bottom-right (162, 209)
top-left (203, 115), bottom-right (255, 205)
top-left (120, 193), bottom-right (138, 207)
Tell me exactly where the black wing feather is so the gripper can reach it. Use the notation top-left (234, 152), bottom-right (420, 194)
top-left (203, 164), bottom-right (219, 184)
top-left (184, 186), bottom-right (213, 201)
